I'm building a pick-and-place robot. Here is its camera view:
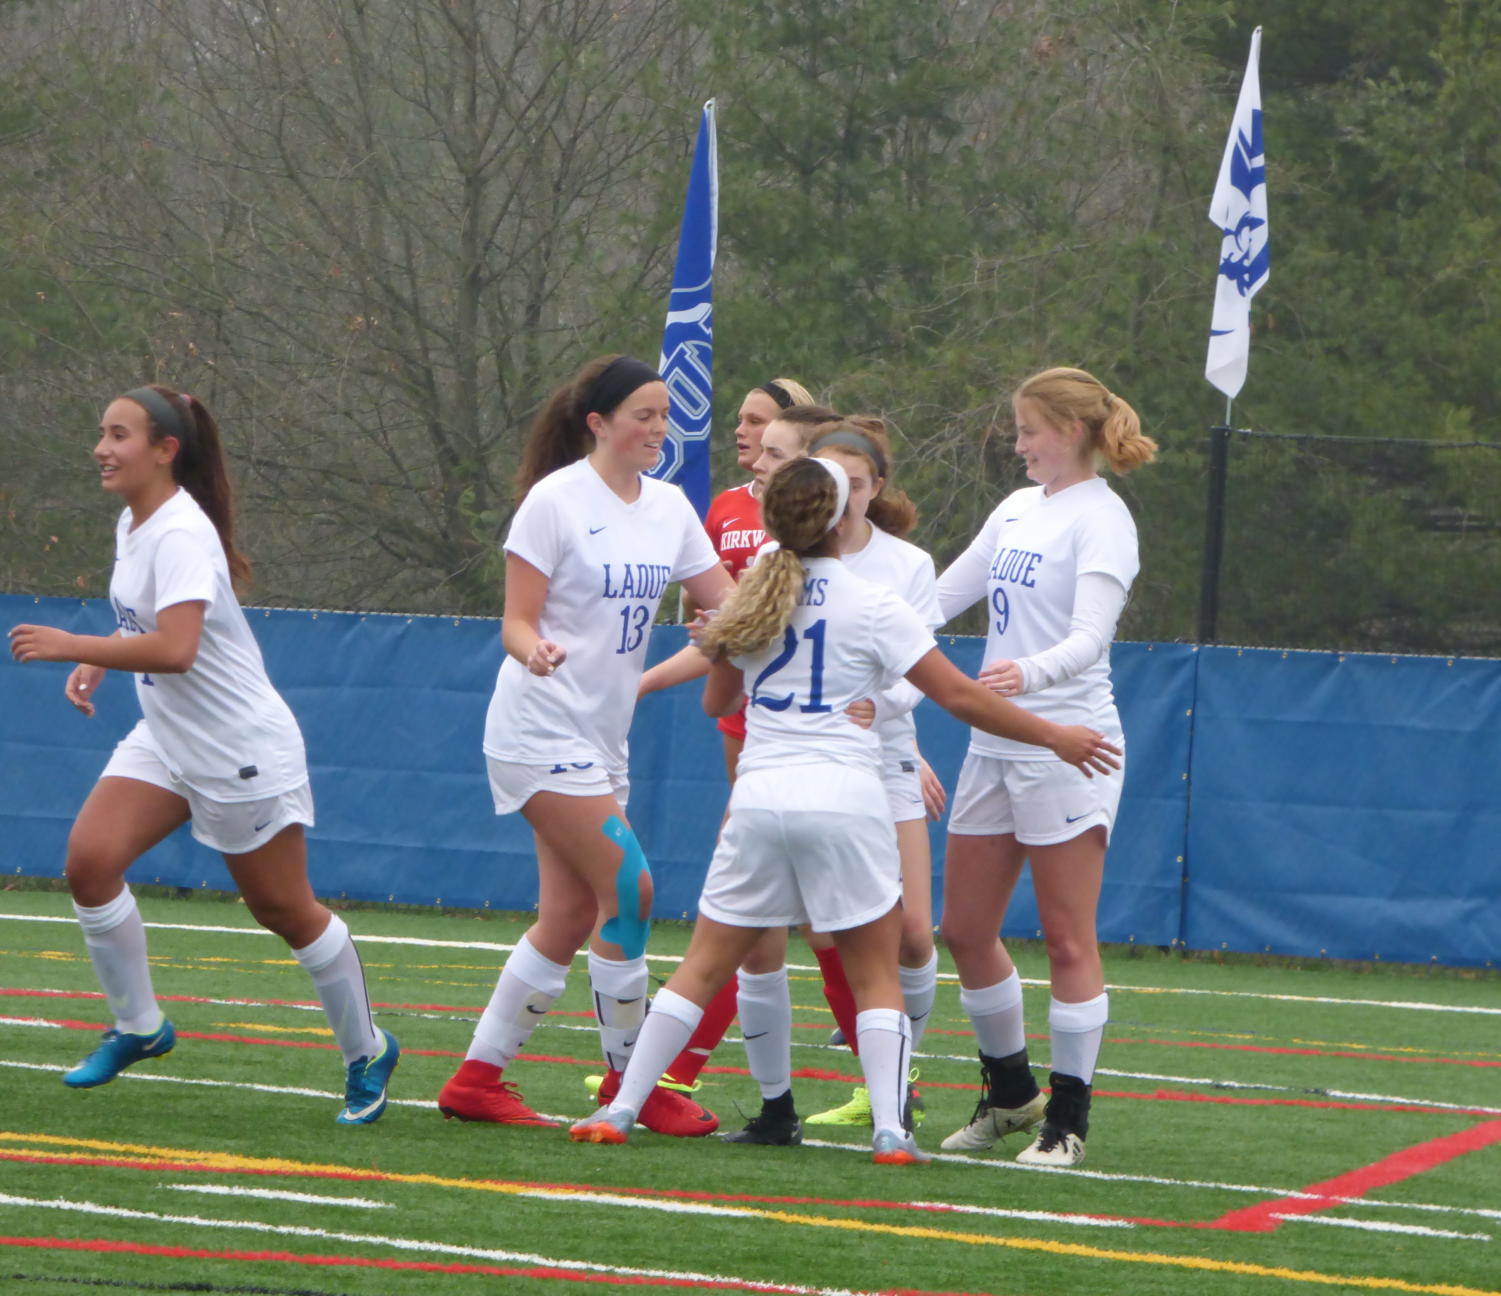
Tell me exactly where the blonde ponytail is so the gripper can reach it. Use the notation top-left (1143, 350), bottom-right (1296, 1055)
top-left (1015, 367), bottom-right (1158, 474)
top-left (698, 457), bottom-right (841, 659)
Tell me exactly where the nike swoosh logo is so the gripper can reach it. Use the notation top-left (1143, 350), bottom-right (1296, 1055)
top-left (743, 1031), bottom-right (768, 1040)
top-left (589, 525), bottom-right (607, 535)
top-left (524, 1004), bottom-right (548, 1015)
top-left (623, 1037), bottom-right (639, 1049)
top-left (252, 820), bottom-right (272, 833)
top-left (1064, 813), bottom-right (1090, 823)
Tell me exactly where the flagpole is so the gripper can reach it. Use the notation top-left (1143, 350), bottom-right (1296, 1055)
top-left (1201, 26), bottom-right (1266, 645)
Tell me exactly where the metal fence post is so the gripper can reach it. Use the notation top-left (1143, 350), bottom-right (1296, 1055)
top-left (1198, 424), bottom-right (1232, 645)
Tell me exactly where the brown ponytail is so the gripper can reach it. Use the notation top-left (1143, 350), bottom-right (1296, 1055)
top-left (130, 384), bottom-right (252, 591)
top-left (839, 415), bottom-right (919, 538)
top-left (514, 353), bottom-right (663, 502)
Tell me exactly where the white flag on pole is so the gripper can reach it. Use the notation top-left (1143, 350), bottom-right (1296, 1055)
top-left (1206, 27), bottom-right (1268, 400)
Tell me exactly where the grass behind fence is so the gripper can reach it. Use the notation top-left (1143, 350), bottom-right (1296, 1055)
top-left (1, 886), bottom-right (1498, 1296)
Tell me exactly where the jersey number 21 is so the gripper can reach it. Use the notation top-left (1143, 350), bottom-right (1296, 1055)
top-left (750, 620), bottom-right (831, 714)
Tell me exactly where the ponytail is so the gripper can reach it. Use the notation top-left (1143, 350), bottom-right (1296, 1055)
top-left (827, 414), bottom-right (919, 539)
top-left (698, 457), bottom-right (841, 659)
top-left (127, 384), bottom-right (252, 590)
top-left (1014, 367), bottom-right (1157, 474)
top-left (514, 353), bottom-right (662, 501)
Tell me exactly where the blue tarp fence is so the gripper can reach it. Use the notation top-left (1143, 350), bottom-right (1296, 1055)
top-left (2, 595), bottom-right (1496, 967)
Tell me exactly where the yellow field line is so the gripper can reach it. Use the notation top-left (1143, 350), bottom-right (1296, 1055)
top-left (3, 1131), bottom-right (1495, 1296)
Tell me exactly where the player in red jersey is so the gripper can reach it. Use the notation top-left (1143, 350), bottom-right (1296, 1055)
top-left (699, 379), bottom-right (815, 777)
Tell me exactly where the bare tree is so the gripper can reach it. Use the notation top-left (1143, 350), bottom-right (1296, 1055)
top-left (4, 0), bottom-right (700, 610)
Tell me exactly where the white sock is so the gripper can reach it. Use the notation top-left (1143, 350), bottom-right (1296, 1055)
top-left (291, 915), bottom-right (380, 1066)
top-left (467, 933), bottom-right (569, 1067)
top-left (588, 949), bottom-right (648, 1074)
top-left (1049, 992), bottom-right (1108, 1084)
top-left (959, 970), bottom-right (1026, 1058)
top-left (899, 950), bottom-right (939, 1051)
top-left (73, 888), bottom-right (161, 1036)
top-left (736, 966), bottom-right (793, 1099)
top-left (611, 988), bottom-right (702, 1118)
top-left (855, 1008), bottom-right (911, 1134)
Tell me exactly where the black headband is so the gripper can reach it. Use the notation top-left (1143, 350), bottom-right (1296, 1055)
top-left (581, 356), bottom-right (662, 418)
top-left (810, 428), bottom-right (887, 480)
top-left (122, 387), bottom-right (190, 444)
top-left (758, 381), bottom-right (795, 410)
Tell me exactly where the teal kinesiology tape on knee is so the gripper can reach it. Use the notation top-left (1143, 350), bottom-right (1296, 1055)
top-left (599, 815), bottom-right (651, 960)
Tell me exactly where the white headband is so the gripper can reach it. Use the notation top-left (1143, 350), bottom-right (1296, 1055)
top-left (811, 455), bottom-right (850, 532)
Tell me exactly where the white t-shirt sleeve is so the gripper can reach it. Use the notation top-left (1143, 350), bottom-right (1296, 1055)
top-left (152, 527), bottom-right (217, 613)
top-left (1073, 500), bottom-right (1140, 589)
top-left (671, 496), bottom-right (722, 582)
top-left (937, 507), bottom-right (1003, 623)
top-left (873, 592), bottom-right (938, 688)
top-left (1016, 571), bottom-right (1127, 693)
top-left (503, 488), bottom-right (564, 577)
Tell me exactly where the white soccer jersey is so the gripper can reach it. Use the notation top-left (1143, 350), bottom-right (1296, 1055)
top-left (937, 477), bottom-right (1138, 760)
top-left (483, 457), bottom-right (720, 774)
top-left (107, 488), bottom-right (306, 802)
top-left (735, 557), bottom-right (937, 777)
top-left (842, 525), bottom-right (942, 757)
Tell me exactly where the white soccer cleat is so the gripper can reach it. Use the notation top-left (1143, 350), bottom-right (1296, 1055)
top-left (1015, 1125), bottom-right (1086, 1167)
top-left (940, 1090), bottom-right (1046, 1151)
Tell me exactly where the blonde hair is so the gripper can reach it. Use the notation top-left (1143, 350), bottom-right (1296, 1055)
top-left (767, 376), bottom-right (815, 407)
top-left (698, 458), bottom-right (840, 659)
top-left (1015, 367), bottom-right (1157, 473)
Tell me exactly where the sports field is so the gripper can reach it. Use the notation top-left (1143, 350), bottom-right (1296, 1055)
top-left (1, 886), bottom-right (1497, 1296)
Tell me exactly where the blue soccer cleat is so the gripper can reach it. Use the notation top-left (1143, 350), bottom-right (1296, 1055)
top-left (63, 1019), bottom-right (176, 1088)
top-left (337, 1028), bottom-right (400, 1125)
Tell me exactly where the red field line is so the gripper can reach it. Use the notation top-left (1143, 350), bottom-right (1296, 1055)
top-left (1143, 1037), bottom-right (1501, 1069)
top-left (1203, 1118), bottom-right (1501, 1233)
top-left (0, 1235), bottom-right (990, 1295)
top-left (16, 1013), bottom-right (1494, 1116)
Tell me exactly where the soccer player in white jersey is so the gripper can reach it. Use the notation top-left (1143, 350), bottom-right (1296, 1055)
top-left (568, 455), bottom-right (1119, 1164)
top-left (435, 355), bottom-right (736, 1135)
top-left (934, 367), bottom-right (1157, 1167)
top-left (727, 417), bottom-right (949, 1145)
top-left (7, 385), bottom-right (396, 1124)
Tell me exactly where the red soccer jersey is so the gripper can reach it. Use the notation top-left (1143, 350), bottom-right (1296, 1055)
top-left (702, 483), bottom-right (764, 739)
top-left (703, 482), bottom-right (765, 579)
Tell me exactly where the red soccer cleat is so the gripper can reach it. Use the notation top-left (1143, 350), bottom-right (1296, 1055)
top-left (595, 1068), bottom-right (719, 1137)
top-left (438, 1060), bottom-right (550, 1125)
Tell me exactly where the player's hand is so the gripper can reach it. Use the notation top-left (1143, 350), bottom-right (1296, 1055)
top-left (9, 624), bottom-right (78, 665)
top-left (1049, 726), bottom-right (1121, 778)
top-left (527, 639), bottom-right (566, 676)
top-left (65, 663), bottom-right (107, 716)
top-left (919, 756), bottom-right (946, 821)
top-left (686, 607), bottom-right (719, 645)
top-left (978, 658), bottom-right (1024, 697)
top-left (845, 697), bottom-right (876, 729)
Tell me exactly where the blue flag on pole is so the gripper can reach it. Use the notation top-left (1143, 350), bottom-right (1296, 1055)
top-left (1206, 28), bottom-right (1268, 401)
top-left (649, 99), bottom-right (717, 517)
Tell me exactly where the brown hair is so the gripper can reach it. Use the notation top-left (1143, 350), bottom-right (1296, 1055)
top-left (128, 385), bottom-right (252, 590)
top-left (1014, 368), bottom-right (1157, 473)
top-left (514, 354), bottom-right (661, 500)
top-left (767, 403), bottom-right (843, 449)
top-left (819, 414), bottom-right (919, 539)
top-left (697, 457), bottom-right (841, 659)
